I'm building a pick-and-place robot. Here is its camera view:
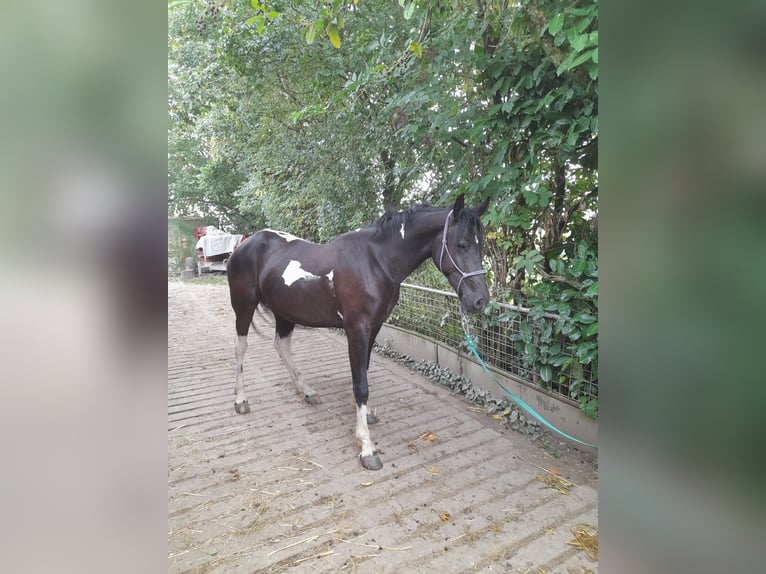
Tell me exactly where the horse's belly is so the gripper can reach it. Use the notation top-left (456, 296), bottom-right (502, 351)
top-left (260, 262), bottom-right (343, 328)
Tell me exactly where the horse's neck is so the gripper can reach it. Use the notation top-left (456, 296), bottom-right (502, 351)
top-left (380, 209), bottom-right (446, 285)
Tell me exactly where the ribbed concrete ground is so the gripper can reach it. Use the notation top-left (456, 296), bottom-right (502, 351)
top-left (168, 280), bottom-right (598, 573)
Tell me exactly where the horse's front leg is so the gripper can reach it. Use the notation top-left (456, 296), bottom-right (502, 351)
top-left (347, 325), bottom-right (383, 470)
top-left (363, 325), bottom-right (382, 426)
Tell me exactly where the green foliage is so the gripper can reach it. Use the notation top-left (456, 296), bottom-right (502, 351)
top-left (497, 237), bottom-right (598, 418)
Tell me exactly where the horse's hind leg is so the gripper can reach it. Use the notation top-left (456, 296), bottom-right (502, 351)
top-left (232, 294), bottom-right (258, 415)
top-left (234, 333), bottom-right (250, 413)
top-left (274, 317), bottom-right (321, 405)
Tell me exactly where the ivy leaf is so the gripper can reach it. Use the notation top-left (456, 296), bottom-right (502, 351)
top-left (567, 29), bottom-right (587, 52)
top-left (408, 41), bottom-right (422, 59)
top-left (569, 48), bottom-right (597, 71)
top-left (548, 13), bottom-right (564, 36)
top-left (574, 312), bottom-right (596, 324)
top-left (540, 366), bottom-right (552, 383)
top-left (305, 22), bottom-right (317, 45)
top-left (327, 24), bottom-right (341, 49)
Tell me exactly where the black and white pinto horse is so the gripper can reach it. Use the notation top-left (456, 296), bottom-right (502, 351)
top-left (226, 194), bottom-right (490, 470)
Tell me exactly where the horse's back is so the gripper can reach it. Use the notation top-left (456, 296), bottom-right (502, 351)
top-left (227, 230), bottom-right (303, 307)
top-left (228, 228), bottom-right (396, 327)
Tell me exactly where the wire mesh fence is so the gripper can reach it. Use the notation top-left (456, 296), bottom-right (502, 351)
top-left (386, 283), bottom-right (598, 408)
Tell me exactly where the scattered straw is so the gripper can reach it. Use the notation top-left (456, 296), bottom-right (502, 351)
top-left (407, 431), bottom-right (438, 448)
top-left (334, 537), bottom-right (412, 552)
top-left (285, 489), bottom-right (307, 507)
top-left (516, 455), bottom-right (579, 488)
top-left (293, 550), bottom-right (334, 564)
top-left (267, 535), bottom-right (319, 556)
top-left (536, 475), bottom-right (573, 495)
top-left (295, 456), bottom-right (324, 469)
top-left (566, 523), bottom-right (598, 560)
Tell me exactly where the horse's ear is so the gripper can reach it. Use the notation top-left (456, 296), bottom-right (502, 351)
top-left (452, 194), bottom-right (465, 220)
top-left (475, 197), bottom-right (490, 216)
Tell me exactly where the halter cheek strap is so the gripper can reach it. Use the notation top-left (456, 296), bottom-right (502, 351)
top-left (438, 209), bottom-right (487, 296)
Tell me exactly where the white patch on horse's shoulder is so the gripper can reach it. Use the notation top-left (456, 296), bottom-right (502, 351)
top-left (400, 222), bottom-right (406, 239)
top-left (337, 310), bottom-right (343, 320)
top-left (265, 229), bottom-right (301, 242)
top-left (475, 234), bottom-right (479, 245)
top-left (326, 269), bottom-right (336, 297)
top-left (282, 260), bottom-right (320, 286)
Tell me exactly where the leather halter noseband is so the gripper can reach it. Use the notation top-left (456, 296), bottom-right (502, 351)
top-left (438, 209), bottom-right (487, 296)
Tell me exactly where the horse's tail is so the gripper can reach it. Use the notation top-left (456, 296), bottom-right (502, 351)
top-left (249, 294), bottom-right (262, 337)
top-left (249, 299), bottom-right (271, 338)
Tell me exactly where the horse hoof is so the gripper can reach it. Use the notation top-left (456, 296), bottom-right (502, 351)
top-left (234, 400), bottom-right (250, 414)
top-left (360, 453), bottom-right (383, 471)
top-left (304, 394), bottom-right (322, 405)
top-left (366, 411), bottom-right (379, 425)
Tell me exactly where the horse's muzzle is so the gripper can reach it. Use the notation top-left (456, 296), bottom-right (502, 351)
top-left (462, 293), bottom-right (488, 314)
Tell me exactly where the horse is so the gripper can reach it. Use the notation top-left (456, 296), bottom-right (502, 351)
top-left (226, 193), bottom-right (490, 470)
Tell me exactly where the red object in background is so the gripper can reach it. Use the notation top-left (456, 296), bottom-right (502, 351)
top-left (193, 227), bottom-right (207, 241)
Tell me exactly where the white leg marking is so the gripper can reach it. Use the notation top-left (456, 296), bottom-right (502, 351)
top-left (282, 259), bottom-right (320, 286)
top-left (356, 404), bottom-right (376, 458)
top-left (234, 334), bottom-right (248, 404)
top-left (274, 332), bottom-right (316, 397)
top-left (400, 222), bottom-right (406, 239)
top-left (337, 311), bottom-right (344, 320)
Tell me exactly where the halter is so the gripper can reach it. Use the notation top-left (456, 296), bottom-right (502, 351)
top-left (438, 209), bottom-right (487, 297)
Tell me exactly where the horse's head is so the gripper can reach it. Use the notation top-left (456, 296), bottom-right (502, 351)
top-left (434, 194), bottom-right (490, 314)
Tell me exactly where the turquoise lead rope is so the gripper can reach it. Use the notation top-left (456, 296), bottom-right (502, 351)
top-left (462, 328), bottom-right (599, 449)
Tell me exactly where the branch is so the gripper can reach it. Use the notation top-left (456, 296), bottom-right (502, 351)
top-left (450, 136), bottom-right (468, 149)
top-left (540, 269), bottom-right (581, 289)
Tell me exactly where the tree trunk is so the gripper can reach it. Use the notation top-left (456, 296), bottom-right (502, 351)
top-left (380, 148), bottom-right (402, 209)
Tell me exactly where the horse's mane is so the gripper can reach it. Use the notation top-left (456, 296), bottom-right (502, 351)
top-left (366, 204), bottom-right (434, 234)
top-left (365, 202), bottom-right (483, 241)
